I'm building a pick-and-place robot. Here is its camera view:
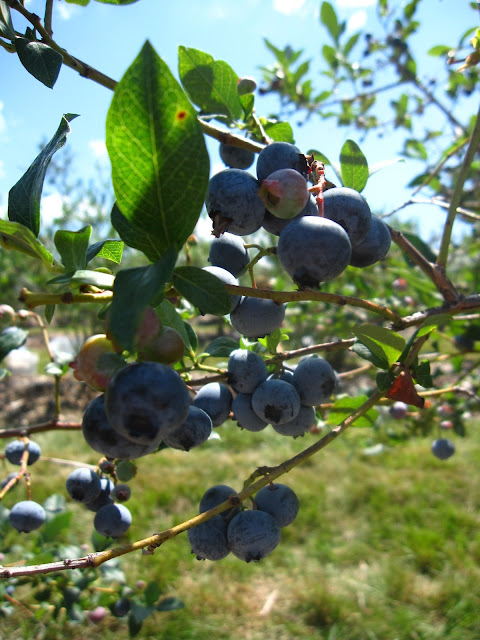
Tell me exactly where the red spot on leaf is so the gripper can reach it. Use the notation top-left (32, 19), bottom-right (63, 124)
top-left (176, 110), bottom-right (187, 121)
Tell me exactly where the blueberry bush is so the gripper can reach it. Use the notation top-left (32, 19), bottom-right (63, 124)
top-left (0, 0), bottom-right (479, 635)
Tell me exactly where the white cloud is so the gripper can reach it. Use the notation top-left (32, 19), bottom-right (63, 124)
top-left (41, 193), bottom-right (66, 227)
top-left (273, 0), bottom-right (306, 14)
top-left (55, 3), bottom-right (77, 20)
top-left (347, 9), bottom-right (367, 32)
top-left (335, 0), bottom-right (375, 7)
top-left (88, 139), bottom-right (108, 159)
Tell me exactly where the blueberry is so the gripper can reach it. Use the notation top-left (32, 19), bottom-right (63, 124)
top-left (272, 404), bottom-right (316, 438)
top-left (227, 510), bottom-right (281, 562)
top-left (431, 438), bottom-right (455, 460)
top-left (163, 406), bottom-right (212, 451)
top-left (251, 379), bottom-right (301, 425)
top-left (277, 216), bottom-right (352, 288)
top-left (112, 597), bottom-right (131, 617)
top-left (112, 483), bottom-right (131, 502)
top-left (259, 168), bottom-right (309, 219)
top-left (349, 215), bottom-right (391, 268)
top-left (193, 382), bottom-right (233, 428)
top-left (389, 401), bottom-right (408, 420)
top-left (227, 349), bottom-right (268, 394)
top-left (199, 484), bottom-right (240, 519)
top-left (256, 141), bottom-right (307, 184)
top-left (237, 76), bottom-right (257, 95)
top-left (205, 169), bottom-right (265, 237)
top-left (230, 297), bottom-right (286, 339)
top-left (1, 472), bottom-right (18, 490)
top-left (94, 503), bottom-right (132, 538)
top-left (262, 194), bottom-right (318, 236)
top-left (232, 393), bottom-right (269, 432)
top-left (202, 266), bottom-right (241, 312)
top-left (323, 187), bottom-right (372, 247)
top-left (219, 143), bottom-right (255, 170)
top-left (9, 500), bottom-right (46, 532)
top-left (66, 468), bottom-right (102, 504)
top-left (254, 483), bottom-right (299, 528)
top-left (188, 515), bottom-right (230, 560)
top-left (82, 395), bottom-right (160, 460)
top-left (5, 440), bottom-right (41, 466)
top-left (292, 356), bottom-right (336, 406)
top-left (105, 362), bottom-right (191, 446)
top-left (84, 477), bottom-right (115, 512)
top-left (208, 232), bottom-right (250, 277)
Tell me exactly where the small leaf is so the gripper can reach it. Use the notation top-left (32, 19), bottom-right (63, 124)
top-left (8, 114), bottom-right (78, 237)
top-left (106, 41), bottom-right (209, 255)
top-left (404, 138), bottom-right (427, 160)
top-left (320, 1), bottom-right (340, 42)
top-left (352, 341), bottom-right (389, 369)
top-left (413, 360), bottom-right (433, 387)
top-left (143, 582), bottom-right (161, 606)
top-left (401, 232), bottom-right (437, 263)
top-left (130, 601), bottom-right (155, 624)
top-left (95, 0), bottom-right (140, 4)
top-left (54, 225), bottom-right (92, 273)
top-left (326, 395), bottom-right (378, 428)
top-left (0, 219), bottom-right (63, 272)
top-left (156, 300), bottom-right (192, 352)
top-left (111, 203), bottom-right (163, 263)
top-left (376, 370), bottom-right (395, 393)
top-left (352, 324), bottom-right (406, 368)
top-left (173, 266), bottom-right (231, 316)
top-left (340, 139), bottom-right (369, 192)
top-left (15, 37), bottom-right (63, 88)
top-left (263, 121), bottom-right (294, 143)
top-left (415, 313), bottom-right (452, 338)
top-left (0, 0), bottom-right (15, 38)
top-left (0, 326), bottom-right (28, 361)
top-left (109, 248), bottom-right (177, 352)
top-left (156, 597), bottom-right (184, 612)
top-left (65, 0), bottom-right (90, 4)
top-left (428, 44), bottom-right (451, 57)
top-left (202, 336), bottom-right (238, 358)
top-left (86, 239), bottom-right (124, 264)
top-left (178, 46), bottom-right (243, 120)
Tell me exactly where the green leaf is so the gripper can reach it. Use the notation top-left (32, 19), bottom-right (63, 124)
top-left (69, 269), bottom-right (115, 289)
top-left (156, 597), bottom-right (184, 612)
top-left (106, 41), bottom-right (209, 254)
top-left (8, 114), bottom-right (78, 237)
top-left (416, 313), bottom-right (452, 338)
top-left (65, 0), bottom-right (90, 4)
top-left (143, 582), bottom-right (161, 606)
top-left (42, 511), bottom-right (72, 542)
top-left (326, 395), bottom-right (378, 428)
top-left (156, 300), bottom-right (192, 353)
top-left (128, 612), bottom-right (143, 638)
top-left (339, 139), bottom-right (369, 192)
top-left (15, 37), bottom-right (63, 88)
top-left (404, 138), bottom-right (427, 160)
top-left (401, 232), bottom-right (437, 263)
top-left (428, 44), bottom-right (451, 57)
top-left (320, 1), bottom-right (340, 42)
top-left (352, 323), bottom-right (406, 368)
top-left (178, 46), bottom-right (242, 120)
top-left (111, 203), bottom-right (163, 263)
top-left (376, 370), bottom-right (395, 393)
top-left (202, 336), bottom-right (238, 358)
top-left (45, 304), bottom-right (56, 324)
top-left (352, 341), bottom-right (389, 369)
top-left (413, 360), bottom-right (433, 387)
top-left (54, 225), bottom-right (91, 273)
top-left (173, 266), bottom-right (231, 316)
top-left (86, 239), bottom-right (124, 264)
top-left (130, 601), bottom-right (155, 624)
top-left (0, 326), bottom-right (28, 361)
top-left (0, 219), bottom-right (63, 272)
top-left (263, 121), bottom-right (294, 143)
top-left (0, 0), bottom-right (15, 38)
top-left (109, 248), bottom-right (177, 352)
top-left (95, 0), bottom-right (140, 4)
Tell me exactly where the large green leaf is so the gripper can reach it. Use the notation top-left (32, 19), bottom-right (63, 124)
top-left (0, 219), bottom-right (63, 272)
top-left (0, 1), bottom-right (15, 38)
top-left (339, 139), bottom-right (369, 192)
top-left (111, 203), bottom-right (162, 263)
top-left (15, 37), bottom-right (63, 88)
top-left (178, 46), bottom-right (243, 120)
top-left (8, 114), bottom-right (78, 237)
top-left (108, 248), bottom-right (177, 352)
top-left (106, 41), bottom-right (209, 254)
top-left (353, 324), bottom-right (406, 368)
top-left (173, 266), bottom-right (231, 316)
top-left (54, 225), bottom-right (91, 273)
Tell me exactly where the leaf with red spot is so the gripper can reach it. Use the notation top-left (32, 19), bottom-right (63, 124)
top-left (387, 368), bottom-right (425, 408)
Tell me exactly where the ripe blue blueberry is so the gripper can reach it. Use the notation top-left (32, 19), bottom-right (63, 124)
top-left (9, 500), bottom-right (46, 533)
top-left (251, 379), bottom-right (301, 425)
top-left (227, 510), bottom-right (281, 562)
top-left (199, 484), bottom-right (240, 520)
top-left (202, 265), bottom-right (241, 312)
top-left (349, 215), bottom-right (391, 268)
top-left (82, 394), bottom-right (159, 460)
top-left (227, 349), bottom-right (268, 394)
top-left (256, 141), bottom-right (307, 183)
top-left (206, 169), bottom-right (265, 237)
top-left (277, 216), bottom-right (352, 288)
top-left (431, 438), bottom-right (455, 460)
top-left (232, 393), bottom-right (269, 432)
top-left (254, 483), bottom-right (299, 528)
top-left (272, 404), bottom-right (316, 438)
top-left (188, 515), bottom-right (230, 561)
top-left (230, 296), bottom-right (286, 339)
top-left (105, 362), bottom-right (191, 446)
top-left (163, 406), bottom-right (212, 451)
top-left (292, 356), bottom-right (336, 406)
top-left (84, 477), bottom-right (115, 512)
top-left (208, 232), bottom-right (250, 277)
top-left (322, 187), bottom-right (372, 247)
top-left (94, 503), bottom-right (132, 538)
top-left (193, 382), bottom-right (233, 428)
top-left (219, 143), bottom-right (255, 170)
top-left (112, 597), bottom-right (131, 617)
top-left (5, 440), bottom-right (41, 466)
top-left (66, 468), bottom-right (102, 504)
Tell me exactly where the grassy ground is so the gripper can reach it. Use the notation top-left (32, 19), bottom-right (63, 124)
top-left (1, 411), bottom-right (480, 639)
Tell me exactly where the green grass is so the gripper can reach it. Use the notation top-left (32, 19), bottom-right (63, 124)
top-left (1, 418), bottom-right (480, 640)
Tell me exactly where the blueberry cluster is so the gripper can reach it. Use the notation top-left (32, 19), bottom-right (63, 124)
top-left (188, 482), bottom-right (298, 563)
top-left (207, 140), bottom-right (392, 291)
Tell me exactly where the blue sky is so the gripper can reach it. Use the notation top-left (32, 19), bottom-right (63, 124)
top-left (0, 0), bottom-right (477, 243)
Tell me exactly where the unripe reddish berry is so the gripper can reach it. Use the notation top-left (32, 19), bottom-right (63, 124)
top-left (70, 334), bottom-right (125, 391)
top-left (258, 168), bottom-right (309, 219)
top-left (136, 326), bottom-right (185, 364)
